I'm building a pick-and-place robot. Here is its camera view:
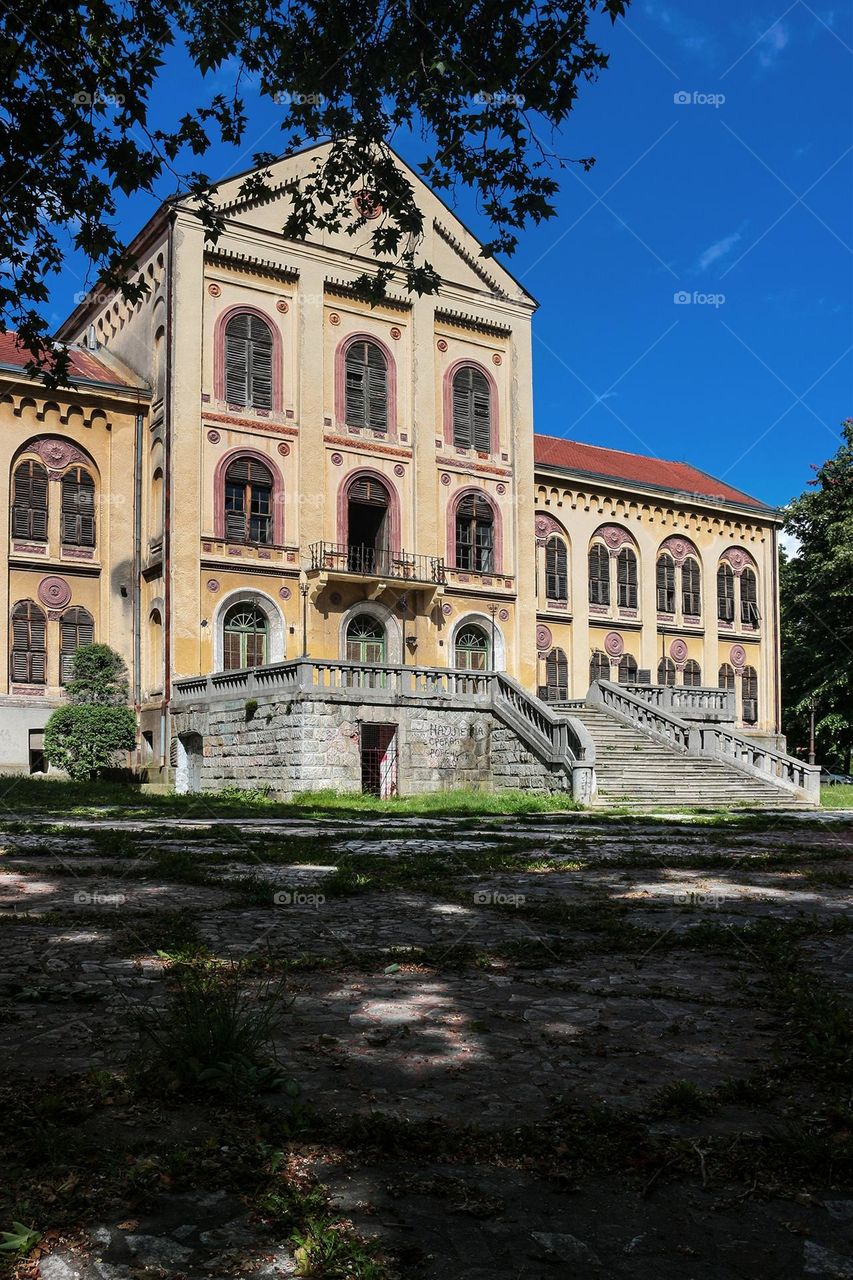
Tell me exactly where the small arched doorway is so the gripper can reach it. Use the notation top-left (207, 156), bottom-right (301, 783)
top-left (347, 475), bottom-right (391, 574)
top-left (345, 615), bottom-right (386, 665)
top-left (454, 623), bottom-right (490, 671)
top-left (223, 602), bottom-right (269, 670)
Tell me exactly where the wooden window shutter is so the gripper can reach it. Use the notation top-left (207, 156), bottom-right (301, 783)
top-left (12, 461), bottom-right (49, 540)
top-left (366, 343), bottom-right (388, 430)
top-left (545, 537), bottom-right (568, 601)
top-left (248, 315), bottom-right (273, 410)
top-left (349, 477), bottom-right (388, 507)
top-left (60, 607), bottom-right (94, 684)
top-left (224, 313), bottom-right (251, 405)
top-left (452, 367), bottom-right (491, 451)
top-left (345, 343), bottom-right (367, 428)
top-left (10, 600), bottom-right (46, 684)
top-left (61, 468), bottom-right (96, 547)
top-left (452, 371), bottom-right (472, 447)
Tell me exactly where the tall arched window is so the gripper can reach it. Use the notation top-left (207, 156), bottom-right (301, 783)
top-left (658, 656), bottom-right (676, 686)
top-left (545, 647), bottom-right (569, 700)
top-left (682, 557), bottom-right (701, 616)
top-left (590, 649), bottom-right (610, 684)
top-left (740, 568), bottom-right (759, 626)
top-left (742, 667), bottom-right (758, 724)
top-left (452, 366), bottom-right (491, 451)
top-left (346, 616), bottom-right (386, 664)
top-left (11, 460), bottom-right (48, 541)
top-left (617, 652), bottom-right (638, 684)
top-left (656, 554), bottom-right (675, 612)
top-left (718, 663), bottom-right (735, 690)
top-left (223, 603), bottom-right (268, 670)
top-left (455, 494), bottom-right (494, 572)
top-left (683, 659), bottom-right (701, 687)
top-left (224, 457), bottom-right (274, 545)
top-left (717, 564), bottom-right (735, 622)
top-left (345, 340), bottom-right (388, 431)
top-left (10, 600), bottom-right (46, 684)
top-left (545, 536), bottom-right (568, 602)
top-left (61, 467), bottom-right (96, 547)
top-left (455, 624), bottom-right (490, 671)
top-left (617, 547), bottom-right (638, 608)
top-left (60, 607), bottom-right (94, 684)
top-left (224, 313), bottom-right (273, 409)
top-left (588, 544), bottom-right (610, 605)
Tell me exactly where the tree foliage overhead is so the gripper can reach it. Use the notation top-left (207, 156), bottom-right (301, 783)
top-left (0, 0), bottom-right (628, 380)
top-left (781, 419), bottom-right (853, 771)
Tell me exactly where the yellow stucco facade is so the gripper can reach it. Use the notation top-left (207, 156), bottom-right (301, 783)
top-left (0, 145), bottom-right (782, 774)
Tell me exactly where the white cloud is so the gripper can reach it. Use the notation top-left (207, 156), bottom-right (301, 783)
top-left (696, 230), bottom-right (742, 272)
top-left (779, 530), bottom-right (801, 558)
top-left (758, 21), bottom-right (790, 67)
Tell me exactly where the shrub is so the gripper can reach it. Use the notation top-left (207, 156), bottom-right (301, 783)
top-left (44, 704), bottom-right (137, 781)
top-left (63, 643), bottom-right (129, 705)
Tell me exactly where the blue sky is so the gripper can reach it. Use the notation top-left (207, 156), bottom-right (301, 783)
top-left (49, 1), bottom-right (852, 508)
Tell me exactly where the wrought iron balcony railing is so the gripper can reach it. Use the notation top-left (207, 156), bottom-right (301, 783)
top-left (308, 542), bottom-right (447, 585)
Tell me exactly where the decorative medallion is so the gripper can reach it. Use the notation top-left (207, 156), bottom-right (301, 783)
top-left (276, 299), bottom-right (289, 314)
top-left (394, 464), bottom-right (405, 477)
top-left (330, 591), bottom-right (342, 606)
top-left (536, 625), bottom-right (553, 652)
top-left (279, 586), bottom-right (291, 601)
top-left (330, 452), bottom-right (343, 466)
top-left (722, 547), bottom-right (751, 576)
top-left (670, 638), bottom-right (689, 664)
top-left (496, 483), bottom-right (506, 496)
top-left (329, 312), bottom-right (341, 327)
top-left (442, 602), bottom-right (452, 616)
top-left (535, 513), bottom-right (563, 543)
top-left (440, 473), bottom-right (452, 486)
top-left (604, 631), bottom-right (624, 659)
top-left (277, 442), bottom-right (290, 457)
top-left (492, 353), bottom-right (502, 366)
top-left (207, 578), bottom-right (220, 593)
top-left (352, 189), bottom-right (382, 220)
top-left (660, 535), bottom-right (696, 566)
top-left (730, 644), bottom-right (747, 670)
top-left (38, 576), bottom-right (71, 609)
top-left (34, 439), bottom-right (85, 472)
top-left (437, 338), bottom-right (449, 353)
top-left (598, 524), bottom-right (633, 552)
top-left (390, 326), bottom-right (402, 341)
top-left (207, 282), bottom-right (221, 297)
top-left (499, 608), bottom-right (509, 622)
top-left (206, 429), bottom-right (221, 444)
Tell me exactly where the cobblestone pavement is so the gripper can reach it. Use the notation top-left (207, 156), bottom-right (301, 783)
top-left (0, 811), bottom-right (851, 1279)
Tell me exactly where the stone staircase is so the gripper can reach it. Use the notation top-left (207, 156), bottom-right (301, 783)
top-left (562, 703), bottom-right (811, 810)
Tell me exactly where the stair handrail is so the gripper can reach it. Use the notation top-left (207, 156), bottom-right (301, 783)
top-left (588, 679), bottom-right (694, 753)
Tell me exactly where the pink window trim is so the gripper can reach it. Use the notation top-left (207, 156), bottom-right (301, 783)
top-left (333, 332), bottom-right (398, 433)
top-left (213, 447), bottom-right (285, 544)
top-left (442, 359), bottom-right (499, 453)
top-left (447, 486), bottom-right (503, 572)
top-left (336, 468), bottom-right (401, 555)
top-left (213, 305), bottom-right (284, 411)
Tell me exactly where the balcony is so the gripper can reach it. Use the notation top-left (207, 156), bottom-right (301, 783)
top-left (307, 542), bottom-right (447, 592)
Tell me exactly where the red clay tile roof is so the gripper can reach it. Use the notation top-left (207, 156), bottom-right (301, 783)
top-left (0, 331), bottom-right (135, 386)
top-left (534, 433), bottom-right (769, 510)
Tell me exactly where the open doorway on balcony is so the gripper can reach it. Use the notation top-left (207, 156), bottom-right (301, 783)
top-left (347, 476), bottom-right (390, 574)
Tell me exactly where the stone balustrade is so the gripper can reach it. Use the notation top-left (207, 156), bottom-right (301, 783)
top-left (623, 683), bottom-right (736, 722)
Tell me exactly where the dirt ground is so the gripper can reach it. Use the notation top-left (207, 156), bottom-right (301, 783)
top-left (0, 808), bottom-right (851, 1279)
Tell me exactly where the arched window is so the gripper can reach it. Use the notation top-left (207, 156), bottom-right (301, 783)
top-left (455, 624), bottom-right (490, 671)
top-left (683, 659), bottom-right (701, 687)
top-left (60, 607), bottom-right (94, 685)
top-left (590, 649), bottom-right (610, 684)
top-left (148, 608), bottom-right (163, 694)
top-left (224, 457), bottom-right (274, 545)
top-left (617, 547), bottom-right (638, 609)
top-left (742, 666), bottom-right (758, 724)
top-left (656, 554), bottom-right (675, 613)
top-left (718, 663), bottom-right (735, 690)
top-left (224, 313), bottom-right (273, 409)
top-left (10, 600), bottom-right (46, 684)
top-left (11, 460), bottom-right (48, 541)
top-left (682, 557), bottom-right (701, 617)
top-left (61, 467), bottom-right (96, 547)
top-left (545, 536), bottom-right (568, 602)
top-left (223, 603), bottom-right (268, 670)
top-left (740, 568), bottom-right (759, 626)
top-left (346, 615), bottom-right (386, 664)
top-left (588, 544), bottom-right (610, 606)
top-left (617, 652), bottom-right (638, 684)
top-left (452, 366), bottom-right (491, 451)
top-left (544, 647), bottom-right (569, 700)
top-left (658, 656), bottom-right (676, 686)
top-left (717, 564), bottom-right (735, 622)
top-left (345, 340), bottom-right (388, 431)
top-left (455, 494), bottom-right (494, 573)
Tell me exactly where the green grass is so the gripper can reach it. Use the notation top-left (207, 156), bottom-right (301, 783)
top-left (820, 782), bottom-right (853, 809)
